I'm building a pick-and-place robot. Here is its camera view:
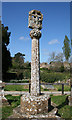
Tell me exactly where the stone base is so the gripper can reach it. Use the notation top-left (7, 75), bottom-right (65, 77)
top-left (8, 104), bottom-right (59, 119)
top-left (20, 93), bottom-right (51, 115)
top-left (8, 94), bottom-right (60, 119)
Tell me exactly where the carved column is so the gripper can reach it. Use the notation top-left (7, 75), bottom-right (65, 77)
top-left (30, 28), bottom-right (41, 96)
top-left (20, 10), bottom-right (51, 117)
top-left (28, 10), bottom-right (43, 96)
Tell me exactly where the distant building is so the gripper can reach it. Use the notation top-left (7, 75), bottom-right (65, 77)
top-left (40, 62), bottom-right (50, 69)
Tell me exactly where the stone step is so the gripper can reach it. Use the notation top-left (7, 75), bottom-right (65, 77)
top-left (8, 105), bottom-right (60, 119)
top-left (51, 101), bottom-right (57, 108)
top-left (48, 108), bottom-right (58, 116)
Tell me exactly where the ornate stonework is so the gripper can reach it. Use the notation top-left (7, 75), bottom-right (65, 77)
top-left (20, 10), bottom-right (51, 117)
top-left (28, 10), bottom-right (43, 96)
top-left (30, 28), bottom-right (41, 39)
top-left (28, 10), bottom-right (43, 30)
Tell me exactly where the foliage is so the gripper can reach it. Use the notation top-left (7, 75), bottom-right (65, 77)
top-left (12, 52), bottom-right (25, 69)
top-left (15, 52), bottom-right (25, 63)
top-left (60, 65), bottom-right (65, 72)
top-left (49, 52), bottom-right (64, 63)
top-left (23, 69), bottom-right (31, 79)
top-left (16, 70), bottom-right (24, 80)
top-left (5, 68), bottom-right (31, 81)
top-left (40, 71), bottom-right (70, 83)
top-left (51, 95), bottom-right (72, 118)
top-left (55, 53), bottom-right (64, 62)
top-left (2, 24), bottom-right (12, 76)
top-left (24, 61), bottom-right (31, 68)
top-left (40, 68), bottom-right (49, 71)
top-left (71, 39), bottom-right (72, 46)
top-left (49, 61), bottom-right (65, 72)
top-left (49, 52), bottom-right (56, 62)
top-left (62, 35), bottom-right (71, 61)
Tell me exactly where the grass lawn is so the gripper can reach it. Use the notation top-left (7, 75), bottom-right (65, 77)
top-left (54, 85), bottom-right (70, 91)
top-left (51, 95), bottom-right (72, 118)
top-left (4, 85), bottom-right (29, 91)
top-left (41, 85), bottom-right (70, 91)
top-left (2, 106), bottom-right (13, 119)
top-left (2, 95), bottom-right (21, 119)
top-left (4, 84), bottom-right (70, 92)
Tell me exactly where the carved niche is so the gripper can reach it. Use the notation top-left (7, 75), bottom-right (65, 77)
top-left (28, 10), bottom-right (43, 30)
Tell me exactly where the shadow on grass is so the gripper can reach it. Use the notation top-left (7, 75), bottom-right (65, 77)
top-left (48, 105), bottom-right (54, 112)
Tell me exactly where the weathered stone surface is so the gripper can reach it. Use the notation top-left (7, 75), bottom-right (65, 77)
top-left (9, 104), bottom-right (60, 119)
top-left (28, 10), bottom-right (43, 30)
top-left (19, 10), bottom-right (51, 118)
top-left (29, 10), bottom-right (43, 96)
top-left (20, 93), bottom-right (51, 115)
top-left (30, 28), bottom-right (41, 39)
top-left (30, 34), bottom-right (41, 96)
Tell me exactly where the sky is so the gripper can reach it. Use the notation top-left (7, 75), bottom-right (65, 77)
top-left (2, 2), bottom-right (70, 63)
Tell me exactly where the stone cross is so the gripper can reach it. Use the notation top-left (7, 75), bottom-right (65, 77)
top-left (28, 10), bottom-right (43, 96)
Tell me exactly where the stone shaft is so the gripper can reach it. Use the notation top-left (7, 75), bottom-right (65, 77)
top-left (30, 29), bottom-right (41, 96)
top-left (31, 38), bottom-right (40, 96)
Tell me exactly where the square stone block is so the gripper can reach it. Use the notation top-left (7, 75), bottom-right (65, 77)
top-left (20, 93), bottom-right (51, 115)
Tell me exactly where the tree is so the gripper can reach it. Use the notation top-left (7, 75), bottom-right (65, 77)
top-left (62, 35), bottom-right (71, 61)
top-left (49, 52), bottom-right (56, 63)
top-left (12, 52), bottom-right (25, 69)
top-left (24, 61), bottom-right (31, 68)
top-left (71, 39), bottom-right (72, 46)
top-left (2, 24), bottom-right (12, 75)
top-left (0, 20), bottom-right (2, 80)
top-left (55, 53), bottom-right (64, 62)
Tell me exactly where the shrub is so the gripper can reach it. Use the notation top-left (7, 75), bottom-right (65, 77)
top-left (40, 71), bottom-right (70, 83)
top-left (60, 65), bottom-right (65, 72)
top-left (23, 70), bottom-right (31, 79)
top-left (16, 71), bottom-right (24, 80)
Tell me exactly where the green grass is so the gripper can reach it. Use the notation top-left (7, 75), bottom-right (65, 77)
top-left (2, 95), bottom-right (21, 119)
top-left (5, 95), bottom-right (21, 108)
top-left (2, 106), bottom-right (13, 119)
top-left (51, 95), bottom-right (67, 105)
top-left (5, 84), bottom-right (70, 92)
top-left (41, 85), bottom-right (70, 91)
top-left (51, 95), bottom-right (72, 118)
top-left (4, 85), bottom-right (29, 91)
top-left (54, 85), bottom-right (70, 91)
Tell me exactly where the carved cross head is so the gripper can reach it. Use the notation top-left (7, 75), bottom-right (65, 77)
top-left (28, 10), bottom-right (43, 30)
